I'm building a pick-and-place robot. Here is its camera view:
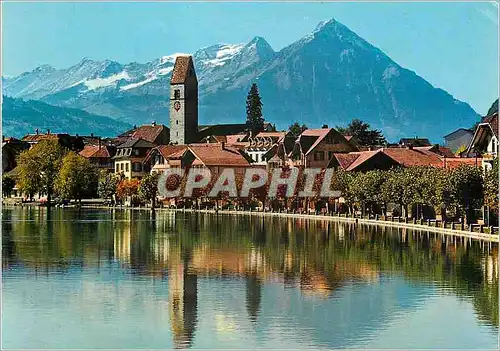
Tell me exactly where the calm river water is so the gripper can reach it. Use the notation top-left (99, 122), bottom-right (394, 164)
top-left (2, 207), bottom-right (498, 349)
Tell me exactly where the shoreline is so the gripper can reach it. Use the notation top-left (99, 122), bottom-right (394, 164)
top-left (5, 204), bottom-right (497, 243)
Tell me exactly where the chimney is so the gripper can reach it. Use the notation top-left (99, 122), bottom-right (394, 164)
top-left (220, 142), bottom-right (225, 150)
top-left (98, 137), bottom-right (101, 149)
top-left (408, 145), bottom-right (413, 150)
top-left (46, 129), bottom-right (50, 135)
top-left (322, 124), bottom-right (329, 129)
top-left (35, 128), bottom-right (39, 135)
top-left (151, 121), bottom-right (156, 126)
top-left (90, 132), bottom-right (94, 137)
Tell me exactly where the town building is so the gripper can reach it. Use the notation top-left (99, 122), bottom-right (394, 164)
top-left (113, 138), bottom-right (155, 180)
top-left (329, 146), bottom-right (481, 172)
top-left (245, 132), bottom-right (289, 165)
top-left (79, 144), bottom-right (116, 172)
top-left (21, 129), bottom-right (84, 151)
top-left (2, 137), bottom-right (29, 173)
top-left (466, 112), bottom-right (498, 170)
top-left (282, 127), bottom-right (358, 168)
top-left (117, 122), bottom-right (170, 146)
top-left (443, 128), bottom-right (474, 154)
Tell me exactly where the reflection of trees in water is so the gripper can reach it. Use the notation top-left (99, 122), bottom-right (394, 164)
top-left (3, 208), bottom-right (498, 330)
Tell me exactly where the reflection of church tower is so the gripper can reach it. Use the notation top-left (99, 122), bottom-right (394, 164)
top-left (170, 56), bottom-right (198, 145)
top-left (169, 251), bottom-right (198, 348)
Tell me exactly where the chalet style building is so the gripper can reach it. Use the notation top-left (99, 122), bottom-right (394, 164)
top-left (79, 144), bottom-right (116, 172)
top-left (467, 112), bottom-right (498, 170)
top-left (263, 127), bottom-right (358, 168)
top-left (113, 138), bottom-right (155, 180)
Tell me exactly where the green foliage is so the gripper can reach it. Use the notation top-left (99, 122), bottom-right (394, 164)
top-left (484, 159), bottom-right (499, 213)
top-left (139, 172), bottom-right (160, 208)
top-left (245, 83), bottom-right (264, 133)
top-left (336, 119), bottom-right (387, 146)
top-left (2, 175), bottom-right (16, 197)
top-left (98, 171), bottom-right (119, 201)
top-left (288, 122), bottom-right (308, 137)
top-left (55, 152), bottom-right (98, 202)
top-left (445, 165), bottom-right (484, 221)
top-left (17, 140), bottom-right (67, 204)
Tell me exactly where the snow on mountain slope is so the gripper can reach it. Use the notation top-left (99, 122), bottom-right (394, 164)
top-left (1, 18), bottom-right (480, 141)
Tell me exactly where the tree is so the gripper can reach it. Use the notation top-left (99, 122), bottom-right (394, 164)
top-left (139, 172), bottom-right (160, 209)
top-left (288, 122), bottom-right (308, 137)
top-left (484, 159), bottom-right (499, 224)
top-left (446, 165), bottom-right (484, 223)
top-left (246, 83), bottom-right (264, 134)
top-left (2, 175), bottom-right (16, 197)
top-left (17, 140), bottom-right (66, 205)
top-left (336, 119), bottom-right (387, 146)
top-left (98, 171), bottom-right (119, 202)
top-left (116, 179), bottom-right (140, 204)
top-left (56, 152), bottom-right (98, 204)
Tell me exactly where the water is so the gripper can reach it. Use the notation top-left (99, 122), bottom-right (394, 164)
top-left (2, 207), bottom-right (498, 349)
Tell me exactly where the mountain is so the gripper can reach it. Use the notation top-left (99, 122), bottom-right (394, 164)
top-left (2, 18), bottom-right (480, 142)
top-left (1, 95), bottom-right (132, 138)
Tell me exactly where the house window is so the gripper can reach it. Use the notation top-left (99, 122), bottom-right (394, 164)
top-left (132, 162), bottom-right (142, 172)
top-left (115, 164), bottom-right (119, 172)
top-left (314, 151), bottom-right (325, 161)
top-left (125, 163), bottom-right (129, 172)
top-left (134, 149), bottom-right (140, 156)
top-left (174, 89), bottom-right (180, 99)
top-left (120, 163), bottom-right (124, 171)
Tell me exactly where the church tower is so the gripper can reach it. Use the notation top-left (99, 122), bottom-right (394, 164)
top-left (170, 56), bottom-right (198, 145)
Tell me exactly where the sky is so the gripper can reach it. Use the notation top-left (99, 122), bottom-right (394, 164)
top-left (1, 1), bottom-right (499, 114)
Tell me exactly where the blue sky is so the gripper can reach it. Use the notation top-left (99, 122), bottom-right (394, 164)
top-left (2, 1), bottom-right (498, 114)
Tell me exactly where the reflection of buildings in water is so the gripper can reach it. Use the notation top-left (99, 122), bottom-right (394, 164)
top-left (168, 257), bottom-right (198, 349)
top-left (113, 222), bottom-right (131, 265)
top-left (481, 250), bottom-right (499, 284)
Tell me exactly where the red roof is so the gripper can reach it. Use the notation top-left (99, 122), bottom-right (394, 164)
top-left (79, 145), bottom-right (111, 158)
top-left (443, 157), bottom-right (482, 169)
top-left (414, 145), bottom-right (456, 158)
top-left (129, 125), bottom-right (166, 144)
top-left (188, 144), bottom-right (251, 166)
top-left (382, 148), bottom-right (443, 167)
top-left (332, 153), bottom-right (360, 170)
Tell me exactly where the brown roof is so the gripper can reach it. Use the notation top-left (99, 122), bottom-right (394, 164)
top-left (414, 145), bottom-right (456, 158)
top-left (443, 157), bottom-right (482, 169)
top-left (79, 145), bottom-right (112, 158)
top-left (128, 125), bottom-right (167, 144)
top-left (79, 145), bottom-right (99, 158)
top-left (382, 148), bottom-right (442, 167)
top-left (187, 144), bottom-right (251, 167)
top-left (332, 153), bottom-right (360, 170)
top-left (22, 134), bottom-right (60, 142)
top-left (158, 145), bottom-right (188, 159)
top-left (171, 56), bottom-right (195, 84)
top-left (226, 134), bottom-right (247, 144)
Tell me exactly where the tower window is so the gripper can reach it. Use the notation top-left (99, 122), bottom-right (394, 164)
top-left (174, 89), bottom-right (180, 99)
top-left (176, 120), bottom-right (178, 125)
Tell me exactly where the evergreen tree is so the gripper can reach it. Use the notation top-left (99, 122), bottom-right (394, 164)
top-left (246, 83), bottom-right (264, 133)
top-left (288, 122), bottom-right (308, 137)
